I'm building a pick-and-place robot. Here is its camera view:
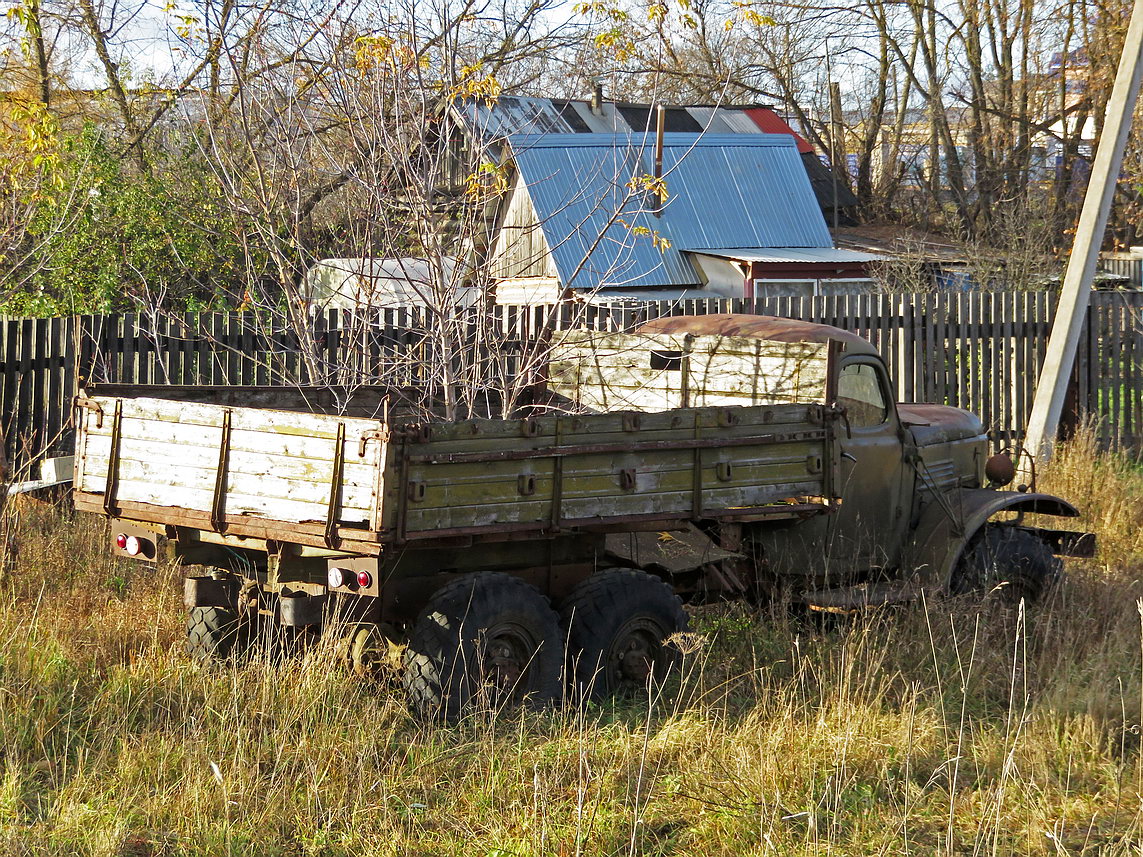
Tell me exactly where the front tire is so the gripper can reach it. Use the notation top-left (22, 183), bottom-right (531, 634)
top-left (402, 572), bottom-right (563, 722)
top-left (952, 526), bottom-right (1062, 604)
top-left (560, 569), bottom-right (689, 702)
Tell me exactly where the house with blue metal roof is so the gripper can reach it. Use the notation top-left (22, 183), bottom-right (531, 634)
top-left (454, 94), bottom-right (861, 221)
top-left (488, 132), bottom-right (877, 304)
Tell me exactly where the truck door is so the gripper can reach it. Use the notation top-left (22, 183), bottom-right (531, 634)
top-left (831, 357), bottom-right (910, 573)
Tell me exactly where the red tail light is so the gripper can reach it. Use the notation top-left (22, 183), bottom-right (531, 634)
top-left (356, 571), bottom-right (372, 588)
top-left (115, 533), bottom-right (128, 549)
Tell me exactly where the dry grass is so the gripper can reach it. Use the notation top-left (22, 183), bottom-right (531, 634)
top-left (1, 435), bottom-right (1143, 856)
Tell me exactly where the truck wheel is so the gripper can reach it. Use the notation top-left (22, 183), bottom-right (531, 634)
top-left (559, 569), bottom-right (689, 702)
top-left (186, 606), bottom-right (245, 663)
top-left (402, 572), bottom-right (563, 722)
top-left (952, 526), bottom-right (1062, 604)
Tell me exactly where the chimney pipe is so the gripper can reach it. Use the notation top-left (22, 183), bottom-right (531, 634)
top-left (591, 78), bottom-right (604, 115)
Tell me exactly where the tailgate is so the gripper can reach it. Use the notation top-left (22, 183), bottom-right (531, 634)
top-left (74, 396), bottom-right (387, 546)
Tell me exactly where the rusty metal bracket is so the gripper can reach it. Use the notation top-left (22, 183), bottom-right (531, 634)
top-left (358, 428), bottom-right (388, 458)
top-left (102, 399), bottom-right (123, 516)
top-left (75, 396), bottom-right (105, 429)
top-left (324, 422), bottom-right (346, 549)
top-left (210, 409), bottom-right (232, 533)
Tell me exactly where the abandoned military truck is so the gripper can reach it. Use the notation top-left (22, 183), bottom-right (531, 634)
top-left (73, 314), bottom-right (1093, 718)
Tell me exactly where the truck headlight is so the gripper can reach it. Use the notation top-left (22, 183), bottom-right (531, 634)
top-left (985, 453), bottom-right (1016, 486)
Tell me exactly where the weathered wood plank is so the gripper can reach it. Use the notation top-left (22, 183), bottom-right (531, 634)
top-left (82, 432), bottom-right (379, 485)
top-left (79, 455), bottom-right (374, 518)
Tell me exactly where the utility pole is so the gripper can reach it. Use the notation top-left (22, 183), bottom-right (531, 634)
top-left (829, 81), bottom-right (846, 232)
top-left (825, 40), bottom-right (844, 233)
top-left (1024, 0), bottom-right (1143, 461)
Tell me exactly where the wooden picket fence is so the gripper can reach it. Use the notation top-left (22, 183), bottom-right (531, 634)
top-left (1, 292), bottom-right (1140, 470)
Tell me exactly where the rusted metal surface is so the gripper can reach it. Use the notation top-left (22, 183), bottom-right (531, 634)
top-left (604, 522), bottom-right (742, 575)
top-left (985, 453), bottom-right (1017, 485)
top-left (898, 404), bottom-right (986, 445)
top-left (73, 494), bottom-right (385, 555)
top-left (637, 314), bottom-right (878, 354)
top-left (324, 422), bottom-right (347, 549)
top-left (396, 503), bottom-right (828, 543)
top-left (210, 408), bottom-right (232, 532)
top-left (801, 580), bottom-right (918, 613)
top-left (102, 399), bottom-right (123, 516)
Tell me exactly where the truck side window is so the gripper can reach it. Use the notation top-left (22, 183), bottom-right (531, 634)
top-left (837, 363), bottom-right (888, 427)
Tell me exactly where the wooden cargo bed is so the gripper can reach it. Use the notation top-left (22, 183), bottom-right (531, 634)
top-left (74, 387), bottom-right (835, 552)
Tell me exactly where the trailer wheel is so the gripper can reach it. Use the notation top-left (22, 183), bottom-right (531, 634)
top-left (560, 569), bottom-right (689, 702)
top-left (952, 526), bottom-right (1062, 604)
top-left (186, 606), bottom-right (245, 663)
top-left (402, 572), bottom-right (563, 722)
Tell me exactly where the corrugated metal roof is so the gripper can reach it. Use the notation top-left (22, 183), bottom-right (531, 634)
top-left (688, 106), bottom-right (764, 135)
top-left (461, 96), bottom-right (574, 140)
top-left (586, 288), bottom-right (715, 303)
top-left (508, 133), bottom-right (832, 291)
top-left (655, 136), bottom-right (832, 249)
top-left (686, 247), bottom-right (882, 263)
top-left (745, 108), bottom-right (814, 153)
top-left (511, 134), bottom-right (696, 289)
top-left (465, 97), bottom-right (776, 140)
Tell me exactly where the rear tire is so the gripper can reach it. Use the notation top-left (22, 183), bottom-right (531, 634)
top-left (560, 568), bottom-right (689, 703)
top-left (186, 606), bottom-right (244, 663)
top-left (402, 572), bottom-right (563, 722)
top-left (953, 526), bottom-right (1062, 604)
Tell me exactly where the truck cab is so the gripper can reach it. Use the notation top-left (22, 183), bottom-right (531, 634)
top-left (550, 314), bottom-right (1092, 605)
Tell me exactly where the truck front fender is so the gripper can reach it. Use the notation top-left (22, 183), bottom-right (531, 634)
top-left (904, 489), bottom-right (1081, 593)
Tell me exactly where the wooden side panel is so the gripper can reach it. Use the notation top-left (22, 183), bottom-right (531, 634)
top-left (388, 404), bottom-right (829, 537)
top-left (76, 396), bottom-right (385, 525)
top-left (548, 331), bottom-right (828, 413)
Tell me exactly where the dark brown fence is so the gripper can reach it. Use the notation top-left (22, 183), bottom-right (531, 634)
top-left (1, 292), bottom-right (1140, 469)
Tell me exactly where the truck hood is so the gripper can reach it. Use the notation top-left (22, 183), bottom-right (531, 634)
top-left (898, 404), bottom-right (986, 446)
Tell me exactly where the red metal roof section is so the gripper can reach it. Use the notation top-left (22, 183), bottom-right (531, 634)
top-left (745, 108), bottom-right (814, 154)
top-left (636, 313), bottom-right (876, 352)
